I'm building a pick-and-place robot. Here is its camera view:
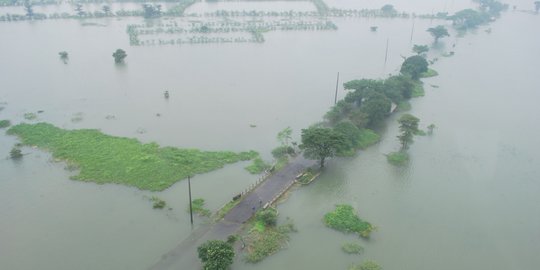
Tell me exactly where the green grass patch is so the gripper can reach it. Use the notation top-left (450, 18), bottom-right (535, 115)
top-left (341, 242), bottom-right (364, 255)
top-left (387, 151), bottom-right (409, 166)
top-left (215, 198), bottom-right (241, 221)
top-left (324, 204), bottom-right (374, 238)
top-left (412, 82), bottom-right (425, 97)
top-left (0, 120), bottom-right (11, 128)
top-left (396, 101), bottom-right (411, 112)
top-left (245, 157), bottom-right (270, 174)
top-left (244, 211), bottom-right (296, 263)
top-left (191, 198), bottom-right (211, 217)
top-left (7, 123), bottom-right (258, 191)
top-left (420, 68), bottom-right (439, 78)
top-left (297, 168), bottom-right (318, 184)
top-left (357, 129), bottom-right (380, 149)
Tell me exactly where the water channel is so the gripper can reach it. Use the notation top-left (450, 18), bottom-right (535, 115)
top-left (1, 1), bottom-right (539, 269)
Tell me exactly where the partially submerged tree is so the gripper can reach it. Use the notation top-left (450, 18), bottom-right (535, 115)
top-left (142, 4), bottom-right (162, 18)
top-left (397, 114), bottom-right (420, 150)
top-left (427, 25), bottom-right (450, 43)
top-left (277, 127), bottom-right (293, 146)
top-left (74, 3), bottom-right (85, 17)
top-left (400, 55), bottom-right (428, 80)
top-left (412, 44), bottom-right (429, 55)
top-left (112, 49), bottom-right (127, 64)
top-left (59, 51), bottom-right (68, 64)
top-left (197, 240), bottom-right (234, 270)
top-left (300, 127), bottom-right (347, 168)
top-left (23, 1), bottom-right (34, 18)
top-left (102, 5), bottom-right (111, 15)
top-left (381, 4), bottom-right (396, 14)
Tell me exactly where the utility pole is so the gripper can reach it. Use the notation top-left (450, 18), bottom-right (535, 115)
top-left (384, 38), bottom-right (389, 65)
top-left (188, 175), bottom-right (193, 228)
top-left (334, 72), bottom-right (340, 105)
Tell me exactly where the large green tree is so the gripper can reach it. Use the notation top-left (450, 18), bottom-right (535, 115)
top-left (427, 25), bottom-right (449, 43)
top-left (361, 92), bottom-right (392, 126)
top-left (300, 127), bottom-right (347, 167)
top-left (197, 240), bottom-right (235, 270)
top-left (397, 114), bottom-right (419, 150)
top-left (400, 55), bottom-right (428, 80)
top-left (112, 49), bottom-right (127, 64)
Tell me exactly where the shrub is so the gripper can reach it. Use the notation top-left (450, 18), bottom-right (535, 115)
top-left (257, 208), bottom-right (278, 227)
top-left (151, 196), bottom-right (166, 209)
top-left (271, 145), bottom-right (295, 159)
top-left (10, 147), bottom-right (23, 159)
top-left (342, 243), bottom-right (364, 254)
top-left (0, 120), bottom-right (11, 128)
top-left (324, 204), bottom-right (374, 238)
top-left (197, 240), bottom-right (235, 270)
top-left (387, 152), bottom-right (409, 166)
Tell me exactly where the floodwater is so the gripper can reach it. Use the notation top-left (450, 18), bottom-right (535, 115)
top-left (1, 1), bottom-right (539, 270)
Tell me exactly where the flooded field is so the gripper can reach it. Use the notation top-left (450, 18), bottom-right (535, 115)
top-left (1, 1), bottom-right (539, 270)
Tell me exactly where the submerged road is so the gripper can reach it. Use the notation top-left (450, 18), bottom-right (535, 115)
top-left (148, 155), bottom-right (315, 270)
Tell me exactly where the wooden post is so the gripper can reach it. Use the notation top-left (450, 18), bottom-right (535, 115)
top-left (188, 175), bottom-right (193, 228)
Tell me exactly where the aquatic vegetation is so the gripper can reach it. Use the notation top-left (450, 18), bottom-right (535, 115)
top-left (23, 112), bottom-right (37, 120)
top-left (245, 157), bottom-right (270, 174)
top-left (411, 82), bottom-right (425, 97)
top-left (420, 69), bottom-right (439, 78)
top-left (0, 119), bottom-right (11, 128)
top-left (191, 198), bottom-right (211, 217)
top-left (10, 147), bottom-right (23, 159)
top-left (151, 196), bottom-right (167, 209)
top-left (386, 151), bottom-right (409, 166)
top-left (349, 261), bottom-right (382, 270)
top-left (244, 210), bottom-right (295, 263)
top-left (323, 204), bottom-right (374, 238)
top-left (113, 49), bottom-right (127, 63)
top-left (7, 123), bottom-right (258, 191)
top-left (341, 242), bottom-right (364, 255)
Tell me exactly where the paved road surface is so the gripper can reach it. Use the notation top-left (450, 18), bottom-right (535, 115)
top-left (149, 155), bottom-right (315, 270)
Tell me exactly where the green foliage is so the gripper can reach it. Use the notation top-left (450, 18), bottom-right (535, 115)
top-left (311, 0), bottom-right (329, 15)
top-left (226, 235), bottom-right (238, 245)
top-left (191, 198), bottom-right (211, 217)
top-left (300, 127), bottom-right (348, 167)
top-left (361, 92), bottom-right (392, 126)
top-left (380, 4), bottom-right (396, 14)
top-left (397, 101), bottom-right (411, 112)
top-left (10, 147), bottom-right (23, 159)
top-left (357, 129), bottom-right (380, 149)
top-left (397, 114), bottom-right (420, 150)
top-left (323, 204), bottom-right (374, 238)
top-left (427, 25), bottom-right (450, 43)
top-left (256, 208), bottom-right (278, 227)
top-left (420, 69), bottom-right (439, 78)
top-left (277, 127), bottom-right (293, 146)
top-left (400, 55), bottom-right (429, 80)
top-left (197, 240), bottom-right (235, 270)
top-left (341, 242), bottom-right (364, 255)
top-left (244, 228), bottom-right (288, 263)
top-left (349, 261), bottom-right (383, 270)
top-left (412, 44), bottom-right (429, 55)
top-left (112, 49), bottom-right (127, 63)
top-left (411, 82), bottom-right (425, 97)
top-left (142, 4), bottom-right (162, 18)
top-left (7, 123), bottom-right (257, 191)
top-left (349, 110), bottom-right (370, 129)
top-left (450, 9), bottom-right (491, 30)
top-left (0, 120), bottom-right (11, 128)
top-left (387, 151), bottom-right (409, 166)
top-left (245, 157), bottom-right (270, 174)
top-left (271, 145), bottom-right (295, 159)
top-left (151, 196), bottom-right (166, 209)
top-left (23, 113), bottom-right (37, 120)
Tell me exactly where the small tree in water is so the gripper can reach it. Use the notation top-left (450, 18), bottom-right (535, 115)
top-left (112, 49), bottom-right (127, 64)
top-left (412, 44), bottom-right (429, 55)
top-left (427, 25), bottom-right (450, 43)
top-left (59, 51), bottom-right (68, 64)
top-left (397, 114), bottom-right (420, 151)
top-left (197, 240), bottom-right (234, 270)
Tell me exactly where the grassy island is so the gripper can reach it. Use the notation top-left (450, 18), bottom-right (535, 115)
top-left (7, 123), bottom-right (257, 191)
top-left (324, 204), bottom-right (374, 238)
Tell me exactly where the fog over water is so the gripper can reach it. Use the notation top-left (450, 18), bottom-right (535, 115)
top-left (1, 1), bottom-right (539, 269)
